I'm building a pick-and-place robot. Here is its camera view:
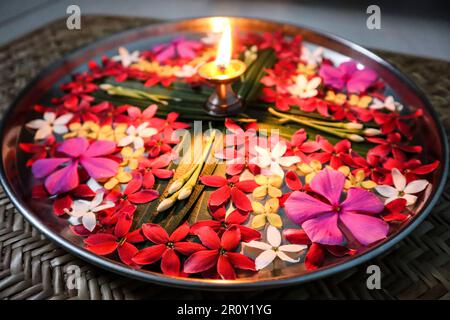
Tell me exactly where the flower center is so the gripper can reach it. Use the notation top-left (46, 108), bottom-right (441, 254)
top-left (332, 205), bottom-right (341, 212)
top-left (118, 237), bottom-right (126, 246)
top-left (166, 241), bottom-right (174, 249)
top-left (219, 248), bottom-right (227, 255)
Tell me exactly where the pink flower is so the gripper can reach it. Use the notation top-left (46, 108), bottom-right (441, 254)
top-left (153, 37), bottom-right (202, 63)
top-left (284, 168), bottom-right (387, 246)
top-left (319, 61), bottom-right (377, 93)
top-left (32, 137), bottom-right (119, 195)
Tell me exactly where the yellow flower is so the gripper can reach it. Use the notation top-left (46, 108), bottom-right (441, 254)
top-left (113, 123), bottom-right (128, 142)
top-left (131, 59), bottom-right (179, 77)
top-left (344, 169), bottom-right (377, 190)
top-left (64, 121), bottom-right (121, 142)
top-left (103, 167), bottom-right (132, 190)
top-left (347, 95), bottom-right (372, 109)
top-left (251, 198), bottom-right (282, 229)
top-left (325, 90), bottom-right (347, 106)
top-left (97, 124), bottom-right (115, 141)
top-left (252, 174), bottom-right (283, 200)
top-left (188, 48), bottom-right (215, 66)
top-left (120, 146), bottom-right (145, 170)
top-left (297, 63), bottom-right (316, 76)
top-left (297, 160), bottom-right (322, 184)
top-left (64, 121), bottom-right (100, 139)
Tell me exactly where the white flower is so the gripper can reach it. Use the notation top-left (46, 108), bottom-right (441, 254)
top-left (369, 96), bottom-right (403, 112)
top-left (174, 65), bottom-right (197, 78)
top-left (375, 168), bottom-right (429, 205)
top-left (300, 46), bottom-right (323, 68)
top-left (250, 141), bottom-right (300, 178)
top-left (26, 112), bottom-right (73, 140)
top-left (112, 47), bottom-right (140, 67)
top-left (118, 122), bottom-right (157, 149)
top-left (245, 225), bottom-right (307, 270)
top-left (64, 191), bottom-right (114, 231)
top-left (287, 75), bottom-right (321, 99)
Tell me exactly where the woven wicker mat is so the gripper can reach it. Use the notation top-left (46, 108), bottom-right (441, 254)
top-left (0, 15), bottom-right (449, 300)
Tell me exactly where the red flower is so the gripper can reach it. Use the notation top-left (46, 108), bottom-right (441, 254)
top-left (381, 198), bottom-right (410, 222)
top-left (367, 132), bottom-right (422, 161)
top-left (312, 136), bottom-right (351, 168)
top-left (19, 135), bottom-right (56, 166)
top-left (382, 158), bottom-right (439, 183)
top-left (127, 104), bottom-right (157, 126)
top-left (84, 220), bottom-right (144, 266)
top-left (285, 128), bottom-right (320, 162)
top-left (132, 222), bottom-right (205, 276)
top-left (138, 153), bottom-right (174, 189)
top-left (63, 97), bottom-right (111, 123)
top-left (183, 226), bottom-right (255, 280)
top-left (373, 109), bottom-right (422, 139)
top-left (199, 175), bottom-right (258, 212)
top-left (121, 172), bottom-right (160, 204)
top-left (145, 132), bottom-right (177, 158)
top-left (150, 112), bottom-right (190, 139)
top-left (216, 119), bottom-right (261, 176)
top-left (340, 152), bottom-right (391, 185)
top-left (330, 103), bottom-right (373, 123)
top-left (296, 97), bottom-right (330, 117)
top-left (190, 205), bottom-right (260, 242)
top-left (106, 172), bottom-right (159, 205)
top-left (283, 229), bottom-right (356, 270)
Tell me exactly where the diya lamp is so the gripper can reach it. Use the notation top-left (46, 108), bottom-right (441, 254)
top-left (198, 19), bottom-right (247, 117)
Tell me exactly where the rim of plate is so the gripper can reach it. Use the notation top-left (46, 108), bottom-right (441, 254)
top-left (0, 16), bottom-right (448, 291)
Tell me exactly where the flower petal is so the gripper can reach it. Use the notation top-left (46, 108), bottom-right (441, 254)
top-left (278, 156), bottom-right (300, 167)
top-left (132, 244), bottom-right (166, 265)
top-left (84, 140), bottom-right (116, 158)
top-left (117, 242), bottom-right (138, 266)
top-left (80, 157), bottom-right (118, 179)
top-left (200, 175), bottom-right (228, 187)
top-left (245, 240), bottom-right (272, 251)
top-left (169, 222), bottom-right (190, 242)
top-left (404, 180), bottom-right (429, 194)
top-left (254, 250), bottom-right (277, 270)
top-left (266, 225), bottom-right (281, 248)
top-left (142, 223), bottom-right (169, 244)
top-left (58, 137), bottom-right (89, 157)
top-left (84, 234), bottom-right (118, 255)
top-left (32, 158), bottom-right (71, 179)
top-left (183, 250), bottom-right (219, 274)
top-left (340, 212), bottom-right (388, 246)
top-left (279, 244), bottom-right (307, 253)
top-left (45, 161), bottom-right (79, 195)
top-left (221, 226), bottom-right (241, 251)
top-left (208, 185), bottom-right (231, 207)
top-left (304, 243), bottom-right (325, 270)
top-left (341, 188), bottom-right (384, 215)
top-left (230, 187), bottom-right (252, 212)
top-left (301, 212), bottom-right (343, 245)
top-left (161, 249), bottom-right (181, 276)
top-left (226, 252), bottom-right (255, 271)
top-left (194, 226), bottom-right (221, 250)
top-left (375, 185), bottom-right (398, 198)
top-left (276, 251), bottom-right (301, 263)
top-left (127, 190), bottom-right (159, 204)
top-left (310, 168), bottom-right (345, 205)
top-left (217, 255), bottom-right (236, 280)
top-left (284, 191), bottom-right (333, 225)
top-left (174, 242), bottom-right (205, 255)
top-left (392, 168), bottom-right (406, 191)
top-left (283, 229), bottom-right (311, 245)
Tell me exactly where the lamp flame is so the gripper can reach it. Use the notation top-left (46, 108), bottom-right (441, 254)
top-left (215, 20), bottom-right (232, 69)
